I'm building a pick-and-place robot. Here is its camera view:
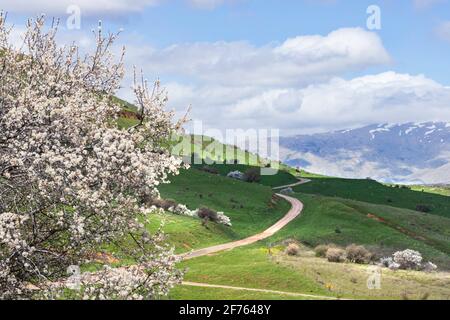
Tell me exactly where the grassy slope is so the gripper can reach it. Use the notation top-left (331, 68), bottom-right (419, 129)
top-left (293, 177), bottom-right (450, 218)
top-left (267, 193), bottom-right (450, 268)
top-left (175, 192), bottom-right (450, 299)
top-left (154, 167), bottom-right (450, 299)
top-left (178, 245), bottom-right (334, 298)
top-left (114, 109), bottom-right (450, 299)
top-left (158, 168), bottom-right (291, 243)
top-left (169, 284), bottom-right (313, 300)
top-left (411, 185), bottom-right (450, 196)
top-left (193, 163), bottom-right (299, 188)
top-left (278, 245), bottom-right (450, 300)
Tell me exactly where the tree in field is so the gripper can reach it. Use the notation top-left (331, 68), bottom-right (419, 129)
top-left (0, 14), bottom-right (186, 299)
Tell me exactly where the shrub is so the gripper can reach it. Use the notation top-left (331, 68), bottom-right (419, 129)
top-left (216, 212), bottom-right (232, 227)
top-left (243, 168), bottom-right (261, 183)
top-left (393, 249), bottom-right (423, 270)
top-left (151, 198), bottom-right (178, 210)
top-left (415, 204), bottom-right (431, 213)
top-left (197, 207), bottom-right (218, 223)
top-left (379, 257), bottom-right (400, 270)
top-left (197, 207), bottom-right (232, 227)
top-left (314, 244), bottom-right (333, 258)
top-left (201, 165), bottom-right (219, 175)
top-left (280, 187), bottom-right (294, 195)
top-left (345, 244), bottom-right (372, 264)
top-left (286, 243), bottom-right (300, 256)
top-left (421, 262), bottom-right (437, 273)
top-left (326, 248), bottom-right (346, 263)
top-left (167, 204), bottom-right (198, 218)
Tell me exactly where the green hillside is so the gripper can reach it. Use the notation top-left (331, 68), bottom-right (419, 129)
top-left (293, 177), bottom-right (450, 218)
top-left (158, 168), bottom-right (291, 239)
top-left (109, 104), bottom-right (450, 300)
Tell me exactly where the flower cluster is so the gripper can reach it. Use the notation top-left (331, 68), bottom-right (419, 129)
top-left (0, 14), bottom-right (186, 299)
top-left (159, 201), bottom-right (233, 227)
top-left (167, 204), bottom-right (198, 218)
top-left (216, 212), bottom-right (232, 227)
top-left (392, 249), bottom-right (423, 270)
top-left (379, 249), bottom-right (437, 272)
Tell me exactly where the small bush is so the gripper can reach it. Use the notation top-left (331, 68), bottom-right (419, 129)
top-left (243, 168), bottom-right (261, 183)
top-left (314, 244), bottom-right (333, 258)
top-left (197, 207), bottom-right (218, 224)
top-left (201, 165), bottom-right (219, 175)
top-left (421, 262), bottom-right (437, 273)
top-left (286, 243), bottom-right (300, 256)
top-left (345, 244), bottom-right (372, 264)
top-left (415, 204), bottom-right (431, 213)
top-left (326, 248), bottom-right (346, 263)
top-left (151, 198), bottom-right (178, 210)
top-left (379, 257), bottom-right (400, 270)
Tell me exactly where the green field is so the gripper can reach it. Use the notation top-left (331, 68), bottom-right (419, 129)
top-left (97, 112), bottom-right (450, 300)
top-left (158, 168), bottom-right (291, 239)
top-left (192, 163), bottom-right (299, 188)
top-left (293, 177), bottom-right (450, 218)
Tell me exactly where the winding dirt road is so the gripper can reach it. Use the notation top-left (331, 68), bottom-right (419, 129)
top-left (180, 193), bottom-right (303, 260)
top-left (178, 179), bottom-right (347, 300)
top-left (271, 178), bottom-right (311, 190)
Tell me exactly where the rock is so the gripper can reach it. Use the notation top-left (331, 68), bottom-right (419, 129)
top-left (280, 187), bottom-right (294, 195)
top-left (227, 171), bottom-right (244, 180)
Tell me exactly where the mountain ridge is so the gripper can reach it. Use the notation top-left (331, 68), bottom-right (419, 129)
top-left (279, 121), bottom-right (450, 184)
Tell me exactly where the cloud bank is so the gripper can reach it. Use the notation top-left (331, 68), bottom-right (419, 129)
top-left (117, 27), bottom-right (450, 134)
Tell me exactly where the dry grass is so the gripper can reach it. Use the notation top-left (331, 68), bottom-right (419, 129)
top-left (277, 244), bottom-right (450, 300)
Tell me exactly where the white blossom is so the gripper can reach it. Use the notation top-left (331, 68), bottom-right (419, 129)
top-left (0, 14), bottom-right (186, 299)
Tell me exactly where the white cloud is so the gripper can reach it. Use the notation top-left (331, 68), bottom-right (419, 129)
top-left (0, 0), bottom-right (160, 16)
top-left (115, 28), bottom-right (450, 135)
top-left (0, 0), bottom-right (237, 15)
top-left (154, 72), bottom-right (450, 136)
top-left (125, 28), bottom-right (390, 88)
top-left (222, 72), bottom-right (450, 133)
top-left (117, 28), bottom-right (401, 133)
top-left (6, 19), bottom-right (450, 136)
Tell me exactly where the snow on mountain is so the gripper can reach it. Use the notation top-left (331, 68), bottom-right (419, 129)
top-left (279, 122), bottom-right (450, 184)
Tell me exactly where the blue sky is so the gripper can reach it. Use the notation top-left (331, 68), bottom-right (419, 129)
top-left (2, 0), bottom-right (450, 134)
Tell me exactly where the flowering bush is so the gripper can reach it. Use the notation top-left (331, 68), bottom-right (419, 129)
top-left (0, 15), bottom-right (186, 299)
top-left (379, 249), bottom-right (437, 272)
top-left (151, 199), bottom-right (232, 226)
top-left (168, 204), bottom-right (198, 218)
top-left (393, 249), bottom-right (423, 270)
top-left (216, 212), bottom-right (232, 227)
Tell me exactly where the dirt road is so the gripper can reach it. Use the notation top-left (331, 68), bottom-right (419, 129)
top-left (180, 193), bottom-right (303, 260)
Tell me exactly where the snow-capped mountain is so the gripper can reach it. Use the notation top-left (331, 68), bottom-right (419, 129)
top-left (279, 122), bottom-right (450, 184)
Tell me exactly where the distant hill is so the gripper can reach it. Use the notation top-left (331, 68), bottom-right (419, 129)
top-left (279, 122), bottom-right (450, 184)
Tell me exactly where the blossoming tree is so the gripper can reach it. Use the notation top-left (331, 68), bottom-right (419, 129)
top-left (0, 14), bottom-right (185, 299)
